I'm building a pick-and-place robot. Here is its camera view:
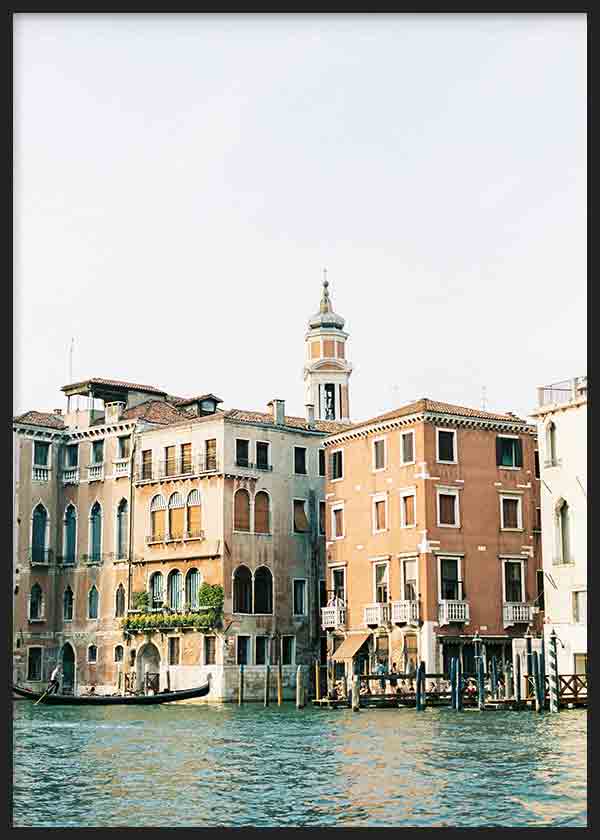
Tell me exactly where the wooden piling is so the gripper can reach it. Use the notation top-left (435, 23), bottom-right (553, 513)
top-left (277, 661), bottom-right (283, 706)
top-left (238, 664), bottom-right (244, 705)
top-left (504, 664), bottom-right (512, 700)
top-left (351, 674), bottom-right (360, 712)
top-left (456, 657), bottom-right (463, 711)
top-left (315, 660), bottom-right (321, 701)
top-left (166, 669), bottom-right (171, 693)
top-left (477, 658), bottom-right (485, 710)
top-left (532, 652), bottom-right (542, 712)
top-left (264, 665), bottom-right (270, 707)
top-left (515, 654), bottom-right (521, 702)
top-left (549, 630), bottom-right (559, 713)
top-left (296, 666), bottom-right (305, 709)
top-left (450, 658), bottom-right (456, 710)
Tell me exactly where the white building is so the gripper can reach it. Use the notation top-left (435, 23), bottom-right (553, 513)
top-left (532, 376), bottom-right (587, 675)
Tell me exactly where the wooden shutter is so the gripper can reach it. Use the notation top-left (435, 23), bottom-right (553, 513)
top-left (515, 439), bottom-right (523, 467)
top-left (496, 437), bottom-right (503, 466)
top-left (254, 492), bottom-right (270, 534)
top-left (187, 503), bottom-right (202, 536)
top-left (151, 510), bottom-right (165, 540)
top-left (403, 433), bottom-right (414, 463)
top-left (181, 443), bottom-right (192, 473)
top-left (439, 494), bottom-right (455, 525)
top-left (319, 501), bottom-right (326, 535)
top-left (503, 499), bottom-right (518, 529)
top-left (234, 490), bottom-right (250, 531)
top-left (404, 495), bottom-right (415, 526)
top-left (334, 507), bottom-right (344, 537)
top-left (165, 446), bottom-right (176, 476)
top-left (205, 439), bottom-right (216, 470)
top-left (294, 500), bottom-right (309, 532)
top-left (142, 450), bottom-right (152, 479)
top-left (375, 500), bottom-right (386, 530)
top-left (170, 507), bottom-right (184, 539)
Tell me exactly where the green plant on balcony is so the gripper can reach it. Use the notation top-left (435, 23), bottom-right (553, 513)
top-left (132, 590), bottom-right (150, 612)
top-left (120, 585), bottom-right (223, 634)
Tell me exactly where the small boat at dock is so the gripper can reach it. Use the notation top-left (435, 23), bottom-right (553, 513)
top-left (12, 678), bottom-right (210, 706)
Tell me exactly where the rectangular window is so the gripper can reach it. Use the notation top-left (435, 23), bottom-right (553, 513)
top-left (401, 431), bottom-right (415, 465)
top-left (319, 449), bottom-right (326, 477)
top-left (88, 645), bottom-right (97, 663)
top-left (574, 653), bottom-right (588, 675)
top-left (331, 450), bottom-right (343, 480)
top-left (373, 498), bottom-right (387, 532)
top-left (374, 563), bottom-right (389, 603)
top-left (320, 636), bottom-right (328, 665)
top-left (256, 441), bottom-right (270, 470)
top-left (336, 341), bottom-right (345, 359)
top-left (504, 562), bottom-right (523, 602)
top-left (236, 635), bottom-right (250, 665)
top-left (403, 559), bottom-right (417, 601)
top-left (332, 505), bottom-right (344, 539)
top-left (294, 447), bottom-right (307, 475)
top-left (255, 636), bottom-right (269, 666)
top-left (236, 439), bottom-right (249, 467)
top-left (573, 591), bottom-right (587, 624)
top-left (281, 636), bottom-right (295, 666)
top-left (438, 491), bottom-right (458, 526)
top-left (27, 648), bottom-right (42, 681)
top-left (319, 579), bottom-right (327, 609)
top-left (332, 568), bottom-right (346, 603)
top-left (375, 634), bottom-right (389, 660)
top-left (440, 558), bottom-right (460, 601)
top-left (142, 449), bottom-right (152, 480)
top-left (165, 445), bottom-right (176, 475)
top-left (319, 501), bottom-right (326, 535)
top-left (400, 492), bottom-right (416, 527)
top-left (205, 439), bottom-right (217, 470)
top-left (373, 439), bottom-right (386, 471)
top-left (168, 637), bottom-right (180, 666)
top-left (496, 437), bottom-right (523, 469)
top-left (501, 496), bottom-right (522, 530)
top-left (535, 506), bottom-right (542, 531)
top-left (437, 429), bottom-right (456, 463)
top-left (293, 500), bottom-right (309, 533)
top-left (204, 636), bottom-right (216, 665)
top-left (323, 339), bottom-right (335, 358)
top-left (118, 437), bottom-right (130, 459)
top-left (536, 569), bottom-right (545, 612)
top-left (65, 444), bottom-right (78, 467)
top-left (293, 580), bottom-right (307, 615)
top-left (181, 443), bottom-right (192, 474)
top-left (92, 440), bottom-right (104, 464)
top-left (534, 450), bottom-right (540, 479)
top-left (34, 442), bottom-right (49, 466)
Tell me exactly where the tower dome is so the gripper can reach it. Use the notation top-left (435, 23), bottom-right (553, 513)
top-left (308, 278), bottom-right (346, 330)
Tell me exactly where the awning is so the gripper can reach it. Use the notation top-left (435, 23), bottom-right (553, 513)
top-left (332, 633), bottom-right (371, 661)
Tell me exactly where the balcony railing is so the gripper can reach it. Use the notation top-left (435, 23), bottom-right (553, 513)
top-left (235, 459), bottom-right (273, 471)
top-left (62, 467), bottom-right (80, 485)
top-left (391, 600), bottom-right (420, 624)
top-left (32, 465), bottom-right (50, 482)
top-left (438, 599), bottom-right (470, 626)
top-left (503, 602), bottom-right (533, 627)
top-left (364, 602), bottom-right (391, 627)
top-left (135, 455), bottom-right (219, 483)
top-left (537, 376), bottom-right (587, 407)
top-left (321, 604), bottom-right (346, 630)
top-left (56, 554), bottom-right (77, 567)
top-left (113, 458), bottom-right (131, 478)
top-left (29, 548), bottom-right (53, 566)
top-left (87, 463), bottom-right (105, 482)
top-left (81, 552), bottom-right (108, 566)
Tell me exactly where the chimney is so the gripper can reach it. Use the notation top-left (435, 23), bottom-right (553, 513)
top-left (268, 399), bottom-right (285, 426)
top-left (305, 403), bottom-right (315, 428)
top-left (105, 401), bottom-right (125, 423)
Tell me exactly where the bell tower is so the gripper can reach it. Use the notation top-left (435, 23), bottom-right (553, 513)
top-left (303, 272), bottom-right (352, 422)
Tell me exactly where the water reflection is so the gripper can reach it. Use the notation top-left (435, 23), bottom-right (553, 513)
top-left (13, 703), bottom-right (587, 827)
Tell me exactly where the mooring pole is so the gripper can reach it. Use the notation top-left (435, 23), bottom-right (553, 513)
top-left (525, 628), bottom-right (533, 699)
top-left (505, 663), bottom-right (512, 700)
top-left (532, 652), bottom-right (542, 713)
top-left (549, 629), bottom-right (560, 713)
top-left (315, 659), bottom-right (321, 701)
top-left (540, 637), bottom-right (547, 708)
top-left (490, 656), bottom-right (498, 700)
top-left (450, 657), bottom-right (456, 710)
top-left (238, 663), bottom-right (244, 706)
top-left (264, 664), bottom-right (270, 707)
top-left (351, 672), bottom-right (360, 712)
top-left (296, 665), bottom-right (305, 709)
top-left (456, 657), bottom-right (463, 711)
top-left (277, 660), bottom-right (283, 706)
top-left (477, 658), bottom-right (485, 711)
top-left (515, 654), bottom-right (521, 702)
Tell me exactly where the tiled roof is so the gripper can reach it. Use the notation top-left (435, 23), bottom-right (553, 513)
top-left (13, 410), bottom-right (65, 429)
top-left (173, 393), bottom-right (223, 407)
top-left (120, 400), bottom-right (188, 425)
top-left (224, 408), bottom-right (352, 434)
top-left (345, 399), bottom-right (527, 432)
top-left (61, 377), bottom-right (166, 395)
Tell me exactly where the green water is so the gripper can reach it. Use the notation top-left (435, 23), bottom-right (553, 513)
top-left (12, 702), bottom-right (587, 827)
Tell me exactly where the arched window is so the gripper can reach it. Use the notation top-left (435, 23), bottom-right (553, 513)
top-left (88, 585), bottom-right (99, 619)
top-left (556, 499), bottom-right (570, 564)
top-left (116, 499), bottom-right (128, 559)
top-left (167, 570), bottom-right (183, 611)
top-left (186, 568), bottom-right (200, 609)
top-left (63, 586), bottom-right (74, 621)
top-left (254, 566), bottom-right (273, 614)
top-left (32, 504), bottom-right (48, 563)
top-left (64, 505), bottom-right (77, 565)
top-left (88, 644), bottom-right (97, 663)
top-left (234, 489), bottom-right (250, 531)
top-left (29, 583), bottom-right (43, 620)
top-left (546, 421), bottom-right (557, 466)
top-left (150, 495), bottom-right (166, 542)
top-left (114, 645), bottom-right (124, 663)
top-left (254, 491), bottom-right (270, 534)
top-left (90, 502), bottom-right (102, 562)
top-left (233, 565), bottom-right (252, 613)
top-left (187, 489), bottom-right (202, 538)
top-left (115, 583), bottom-right (126, 617)
top-left (168, 492), bottom-right (185, 540)
top-left (150, 571), bottom-right (163, 609)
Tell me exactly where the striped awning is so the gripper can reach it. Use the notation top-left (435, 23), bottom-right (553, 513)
top-left (332, 633), bottom-right (371, 662)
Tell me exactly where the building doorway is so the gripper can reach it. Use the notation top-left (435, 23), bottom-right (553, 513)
top-left (136, 642), bottom-right (161, 693)
top-left (61, 643), bottom-right (76, 695)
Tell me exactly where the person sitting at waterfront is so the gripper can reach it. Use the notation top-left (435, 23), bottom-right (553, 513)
top-left (375, 659), bottom-right (388, 694)
top-left (389, 663), bottom-right (398, 693)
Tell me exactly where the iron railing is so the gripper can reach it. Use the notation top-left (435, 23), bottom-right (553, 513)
top-left (29, 548), bottom-right (53, 565)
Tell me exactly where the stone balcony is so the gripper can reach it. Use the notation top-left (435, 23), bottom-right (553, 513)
top-left (438, 599), bottom-right (470, 626)
top-left (62, 467), bottom-right (80, 485)
top-left (364, 602), bottom-right (391, 628)
top-left (391, 599), bottom-right (420, 624)
top-left (321, 604), bottom-right (346, 631)
top-left (503, 602), bottom-right (533, 628)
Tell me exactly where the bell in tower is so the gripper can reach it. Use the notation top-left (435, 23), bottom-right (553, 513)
top-left (303, 272), bottom-right (352, 422)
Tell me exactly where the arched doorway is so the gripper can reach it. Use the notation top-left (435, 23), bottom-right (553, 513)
top-left (61, 643), bottom-right (76, 695)
top-left (136, 642), bottom-right (161, 694)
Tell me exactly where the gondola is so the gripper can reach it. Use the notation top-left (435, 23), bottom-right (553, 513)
top-left (12, 677), bottom-right (211, 706)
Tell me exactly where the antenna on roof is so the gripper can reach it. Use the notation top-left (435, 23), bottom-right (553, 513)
top-left (69, 337), bottom-right (74, 383)
top-left (481, 385), bottom-right (487, 411)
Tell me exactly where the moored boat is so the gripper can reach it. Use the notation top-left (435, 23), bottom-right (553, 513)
top-left (12, 678), bottom-right (210, 706)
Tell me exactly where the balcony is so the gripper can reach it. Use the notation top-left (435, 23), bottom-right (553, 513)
top-left (29, 548), bottom-right (53, 566)
top-left (235, 459), bottom-right (273, 472)
top-left (391, 600), bottom-right (420, 624)
top-left (503, 602), bottom-right (533, 628)
top-left (321, 604), bottom-right (346, 631)
top-left (87, 463), bottom-right (105, 482)
top-left (113, 459), bottom-right (130, 478)
top-left (537, 376), bottom-right (587, 408)
top-left (81, 552), bottom-right (106, 566)
top-left (56, 554), bottom-right (77, 567)
top-left (364, 602), bottom-right (391, 627)
top-left (32, 465), bottom-right (50, 482)
top-left (438, 599), bottom-right (470, 626)
top-left (135, 455), bottom-right (219, 483)
top-left (62, 467), bottom-right (80, 485)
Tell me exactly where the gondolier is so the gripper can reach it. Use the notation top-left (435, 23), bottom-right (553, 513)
top-left (47, 665), bottom-right (61, 695)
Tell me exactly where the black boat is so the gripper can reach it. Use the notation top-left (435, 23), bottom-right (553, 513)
top-left (12, 678), bottom-right (211, 706)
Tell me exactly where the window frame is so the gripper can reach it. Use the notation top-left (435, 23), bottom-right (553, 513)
top-left (436, 428), bottom-right (457, 465)
top-left (255, 440), bottom-right (271, 471)
top-left (63, 585), bottom-right (74, 622)
top-left (281, 635), bottom-right (296, 666)
top-left (236, 634), bottom-right (251, 666)
top-left (87, 644), bottom-right (98, 664)
top-left (502, 558), bottom-right (526, 603)
top-left (33, 441), bottom-right (51, 467)
top-left (437, 554), bottom-right (464, 602)
top-left (372, 560), bottom-right (390, 604)
top-left (292, 498), bottom-right (310, 534)
top-left (331, 565), bottom-right (347, 603)
top-left (88, 585), bottom-right (99, 620)
top-left (293, 578), bottom-right (308, 617)
top-left (293, 446), bottom-right (308, 476)
top-left (436, 486), bottom-right (460, 528)
top-left (572, 589), bottom-right (587, 624)
top-left (331, 502), bottom-right (345, 540)
top-left (235, 437), bottom-right (251, 468)
top-left (496, 434), bottom-right (523, 470)
top-left (500, 493), bottom-right (523, 531)
top-left (168, 635), bottom-right (181, 666)
top-left (204, 635), bottom-right (217, 665)
top-left (318, 449), bottom-right (326, 477)
top-left (330, 448), bottom-right (344, 482)
top-left (91, 439), bottom-right (105, 465)
top-left (401, 556), bottom-right (419, 601)
top-left (255, 635), bottom-right (270, 666)
top-left (372, 437), bottom-right (387, 472)
top-left (372, 492), bottom-right (388, 534)
top-left (399, 488), bottom-right (417, 529)
top-left (400, 429), bottom-right (416, 466)
top-left (27, 646), bottom-right (43, 681)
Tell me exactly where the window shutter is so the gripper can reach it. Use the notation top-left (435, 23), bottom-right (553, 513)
top-left (439, 494), bottom-right (455, 525)
top-left (170, 507), bottom-right (184, 539)
top-left (181, 443), bottom-right (192, 473)
top-left (515, 439), bottom-right (523, 467)
top-left (188, 504), bottom-right (202, 536)
top-left (404, 495), bottom-right (415, 526)
top-left (234, 490), bottom-right (250, 531)
top-left (496, 438), bottom-right (503, 466)
top-left (334, 508), bottom-right (344, 537)
top-left (294, 500), bottom-right (309, 532)
top-left (254, 492), bottom-right (270, 534)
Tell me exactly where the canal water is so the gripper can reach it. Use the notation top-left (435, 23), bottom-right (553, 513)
top-left (12, 702), bottom-right (587, 827)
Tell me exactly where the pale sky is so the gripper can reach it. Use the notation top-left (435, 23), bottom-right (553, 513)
top-left (13, 13), bottom-right (587, 423)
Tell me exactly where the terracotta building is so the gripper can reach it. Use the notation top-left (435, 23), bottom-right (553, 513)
top-left (320, 399), bottom-right (544, 677)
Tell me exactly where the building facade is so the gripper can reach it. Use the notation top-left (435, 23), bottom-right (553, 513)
top-left (532, 376), bottom-right (587, 675)
top-left (321, 399), bottom-right (544, 677)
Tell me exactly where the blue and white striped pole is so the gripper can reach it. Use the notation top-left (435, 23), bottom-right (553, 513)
top-left (456, 656), bottom-right (463, 711)
top-left (477, 657), bottom-right (485, 711)
top-left (450, 657), bottom-right (456, 710)
top-left (549, 629), bottom-right (560, 713)
top-left (532, 651), bottom-right (542, 713)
